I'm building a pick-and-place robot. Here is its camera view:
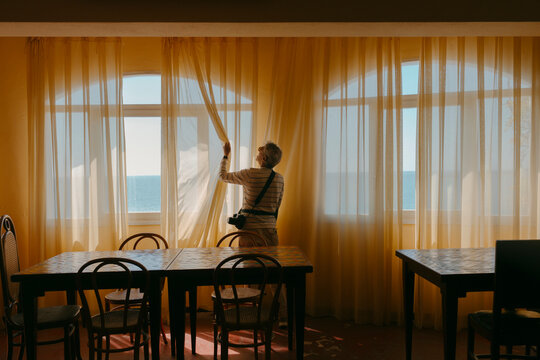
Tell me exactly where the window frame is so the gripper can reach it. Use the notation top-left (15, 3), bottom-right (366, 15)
top-left (401, 58), bottom-right (420, 224)
top-left (322, 59), bottom-right (419, 224)
top-left (123, 72), bottom-right (162, 226)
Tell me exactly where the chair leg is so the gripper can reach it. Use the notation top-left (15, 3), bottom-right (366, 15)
top-left (133, 331), bottom-right (141, 360)
top-left (87, 333), bottom-right (95, 360)
top-left (105, 335), bottom-right (110, 360)
top-left (467, 320), bottom-right (475, 360)
top-left (213, 322), bottom-right (218, 360)
top-left (63, 326), bottom-right (72, 360)
top-left (97, 336), bottom-right (103, 360)
top-left (143, 331), bottom-right (150, 360)
top-left (74, 323), bottom-right (83, 360)
top-left (265, 328), bottom-right (273, 360)
top-left (6, 327), bottom-right (15, 360)
top-left (221, 330), bottom-right (229, 360)
top-left (17, 332), bottom-right (24, 360)
top-left (254, 329), bottom-right (259, 360)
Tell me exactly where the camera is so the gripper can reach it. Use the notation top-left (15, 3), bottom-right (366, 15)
top-left (227, 213), bottom-right (246, 229)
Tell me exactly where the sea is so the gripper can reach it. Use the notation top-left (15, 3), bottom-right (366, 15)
top-left (126, 171), bottom-right (416, 213)
top-left (127, 175), bottom-right (160, 212)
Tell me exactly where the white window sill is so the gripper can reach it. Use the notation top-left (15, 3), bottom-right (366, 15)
top-left (128, 212), bottom-right (160, 226)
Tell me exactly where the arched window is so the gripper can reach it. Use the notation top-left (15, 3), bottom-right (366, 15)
top-left (123, 73), bottom-right (254, 225)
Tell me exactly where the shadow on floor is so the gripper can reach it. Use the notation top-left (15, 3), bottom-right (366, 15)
top-left (0, 312), bottom-right (494, 360)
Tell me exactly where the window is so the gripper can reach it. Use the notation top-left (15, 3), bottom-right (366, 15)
top-left (123, 74), bottom-right (254, 224)
top-left (123, 74), bottom-right (161, 224)
top-left (324, 61), bottom-right (419, 218)
top-left (401, 61), bottom-right (419, 212)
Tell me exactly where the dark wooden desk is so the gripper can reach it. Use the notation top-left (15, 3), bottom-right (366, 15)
top-left (395, 248), bottom-right (495, 360)
top-left (11, 248), bottom-right (182, 360)
top-left (166, 246), bottom-right (313, 360)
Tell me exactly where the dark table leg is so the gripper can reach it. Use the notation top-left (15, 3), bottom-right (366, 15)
top-left (294, 274), bottom-right (306, 360)
top-left (402, 261), bottom-right (415, 360)
top-left (149, 278), bottom-right (162, 360)
top-left (441, 284), bottom-right (458, 360)
top-left (189, 287), bottom-right (197, 354)
top-left (173, 280), bottom-right (186, 360)
top-left (168, 279), bottom-right (177, 356)
top-left (286, 281), bottom-right (294, 351)
top-left (21, 284), bottom-right (38, 360)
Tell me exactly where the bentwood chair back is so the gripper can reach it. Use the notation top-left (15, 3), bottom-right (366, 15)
top-left (105, 233), bottom-right (168, 344)
top-left (77, 257), bottom-right (150, 360)
top-left (467, 240), bottom-right (540, 360)
top-left (0, 214), bottom-right (82, 360)
top-left (216, 231), bottom-right (268, 247)
top-left (118, 233), bottom-right (169, 251)
top-left (213, 253), bottom-right (283, 360)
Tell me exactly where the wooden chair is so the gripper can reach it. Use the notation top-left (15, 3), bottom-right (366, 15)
top-left (117, 234), bottom-right (198, 357)
top-left (105, 233), bottom-right (169, 344)
top-left (213, 253), bottom-right (283, 360)
top-left (212, 231), bottom-right (270, 358)
top-left (77, 257), bottom-right (150, 360)
top-left (468, 240), bottom-right (540, 360)
top-left (213, 231), bottom-right (269, 303)
top-left (0, 215), bottom-right (82, 360)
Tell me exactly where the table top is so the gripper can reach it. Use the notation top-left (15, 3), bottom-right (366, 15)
top-left (12, 249), bottom-right (183, 280)
top-left (168, 246), bottom-right (313, 272)
top-left (396, 248), bottom-right (495, 276)
top-left (12, 246), bottom-right (313, 282)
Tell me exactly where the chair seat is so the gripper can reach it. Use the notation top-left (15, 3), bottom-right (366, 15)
top-left (91, 309), bottom-right (142, 332)
top-left (212, 287), bottom-right (261, 302)
top-left (10, 305), bottom-right (81, 330)
top-left (469, 309), bottom-right (540, 344)
top-left (223, 306), bottom-right (274, 328)
top-left (105, 288), bottom-right (144, 304)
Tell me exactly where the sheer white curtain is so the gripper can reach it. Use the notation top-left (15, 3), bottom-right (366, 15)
top-left (415, 37), bottom-right (540, 328)
top-left (27, 38), bottom-right (127, 267)
top-left (161, 38), bottom-right (258, 248)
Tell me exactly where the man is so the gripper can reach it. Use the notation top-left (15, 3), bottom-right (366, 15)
top-left (219, 141), bottom-right (284, 247)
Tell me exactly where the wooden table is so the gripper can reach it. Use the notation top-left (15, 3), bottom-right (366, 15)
top-left (12, 245), bottom-right (313, 360)
top-left (166, 246), bottom-right (313, 360)
top-left (11, 248), bottom-right (182, 360)
top-left (395, 248), bottom-right (495, 360)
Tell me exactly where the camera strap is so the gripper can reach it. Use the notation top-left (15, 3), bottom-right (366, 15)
top-left (254, 170), bottom-right (275, 206)
top-left (240, 170), bottom-right (277, 217)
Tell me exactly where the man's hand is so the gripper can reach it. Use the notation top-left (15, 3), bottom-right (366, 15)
top-left (223, 142), bottom-right (231, 156)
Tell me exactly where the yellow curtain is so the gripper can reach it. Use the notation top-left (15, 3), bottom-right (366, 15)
top-left (414, 37), bottom-right (540, 328)
top-left (23, 36), bottom-right (540, 327)
top-left (161, 38), bottom-right (259, 248)
top-left (259, 37), bottom-right (540, 327)
top-left (261, 38), bottom-right (404, 324)
top-left (27, 38), bottom-right (127, 268)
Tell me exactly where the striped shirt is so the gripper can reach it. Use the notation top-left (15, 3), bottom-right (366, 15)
top-left (219, 157), bottom-right (284, 230)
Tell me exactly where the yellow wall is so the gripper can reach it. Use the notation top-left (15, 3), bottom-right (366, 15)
top-left (0, 38), bottom-right (29, 267)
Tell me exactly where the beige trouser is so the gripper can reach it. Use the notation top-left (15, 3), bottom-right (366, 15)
top-left (239, 227), bottom-right (287, 321)
top-left (238, 227), bottom-right (278, 247)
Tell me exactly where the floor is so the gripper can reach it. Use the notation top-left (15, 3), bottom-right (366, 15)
top-left (0, 312), bottom-right (494, 360)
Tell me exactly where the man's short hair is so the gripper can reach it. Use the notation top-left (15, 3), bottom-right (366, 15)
top-left (263, 142), bottom-right (282, 168)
